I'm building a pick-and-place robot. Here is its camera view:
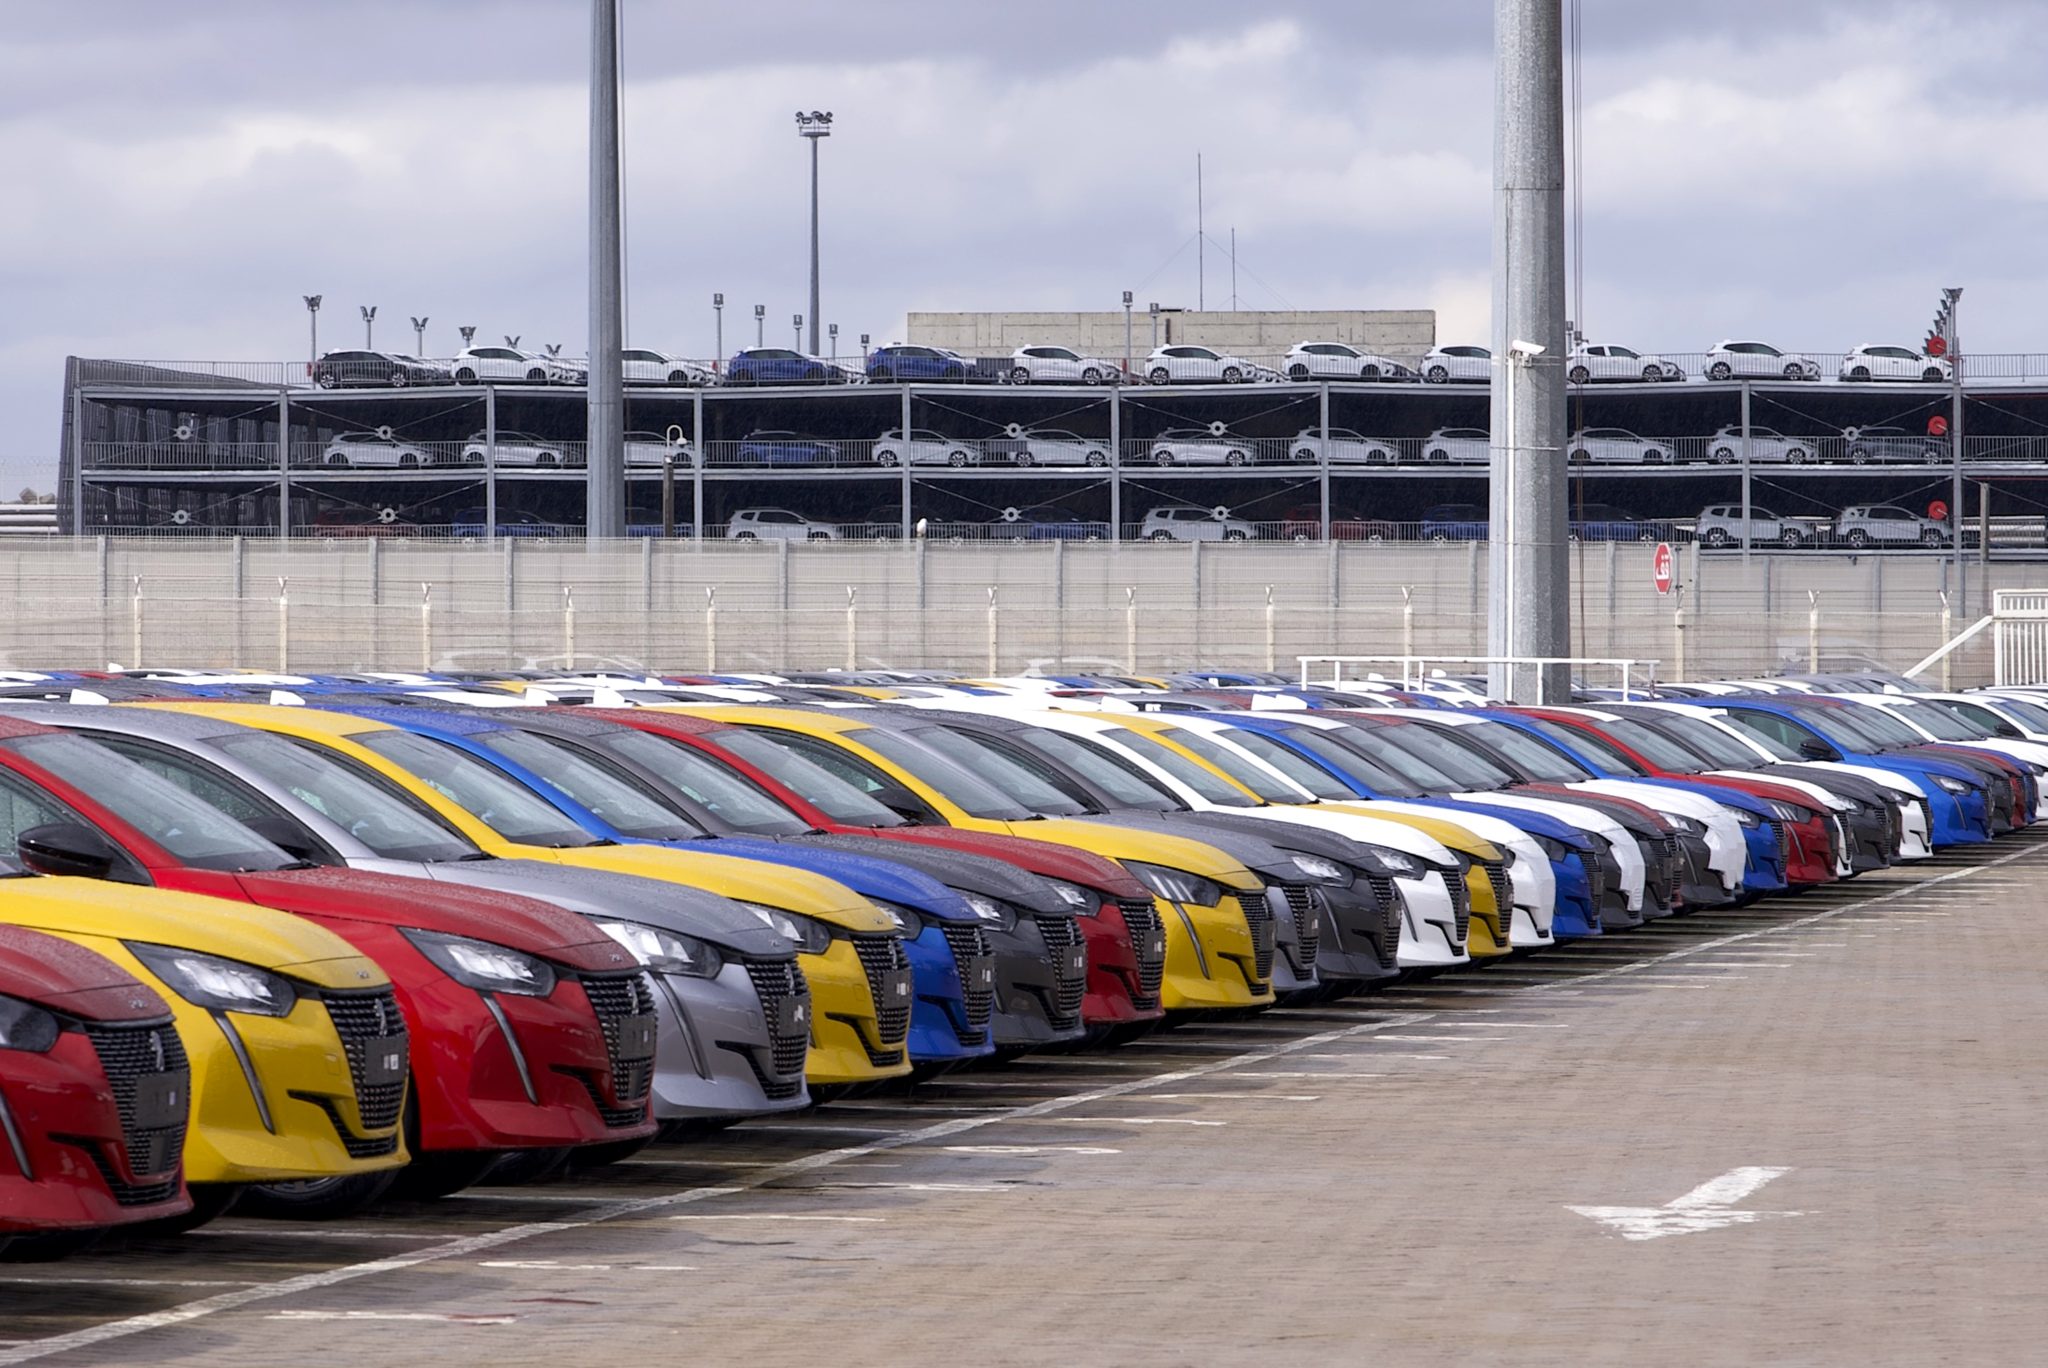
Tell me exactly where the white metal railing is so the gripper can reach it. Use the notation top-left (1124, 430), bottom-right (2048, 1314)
top-left (1298, 654), bottom-right (1660, 702)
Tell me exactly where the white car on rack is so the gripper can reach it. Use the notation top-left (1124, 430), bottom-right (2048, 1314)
top-left (1838, 344), bottom-right (1952, 383)
top-left (1703, 340), bottom-right (1822, 382)
top-left (1419, 345), bottom-right (1492, 383)
top-left (1281, 342), bottom-right (1416, 383)
top-left (1006, 346), bottom-right (1122, 386)
top-left (1140, 506), bottom-right (1259, 542)
top-left (624, 430), bottom-right (695, 467)
top-left (1146, 426), bottom-right (1258, 466)
top-left (459, 430), bottom-right (573, 467)
top-left (1693, 503), bottom-right (1826, 549)
top-left (1417, 427), bottom-right (1492, 463)
top-left (1290, 427), bottom-right (1397, 465)
top-left (320, 431), bottom-right (433, 469)
top-left (872, 428), bottom-right (979, 468)
top-left (450, 346), bottom-right (583, 385)
top-left (1704, 425), bottom-right (1816, 465)
top-left (726, 508), bottom-right (840, 542)
top-left (1568, 427), bottom-right (1673, 464)
top-left (1834, 504), bottom-right (1948, 549)
top-left (1142, 345), bottom-right (1259, 385)
top-left (1001, 428), bottom-right (1111, 468)
top-left (621, 349), bottom-right (715, 386)
top-left (1567, 344), bottom-right (1685, 383)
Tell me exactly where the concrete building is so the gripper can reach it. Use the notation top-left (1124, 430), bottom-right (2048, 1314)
top-left (906, 308), bottom-right (1436, 366)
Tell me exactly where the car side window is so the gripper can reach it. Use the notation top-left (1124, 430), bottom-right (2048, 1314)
top-left (88, 738), bottom-right (283, 827)
top-left (0, 769), bottom-right (150, 884)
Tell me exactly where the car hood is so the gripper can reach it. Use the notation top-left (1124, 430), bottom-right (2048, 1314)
top-left (0, 919), bottom-right (169, 1021)
top-left (688, 834), bottom-right (976, 924)
top-left (852, 826), bottom-right (1150, 900)
top-left (1071, 810), bottom-right (1309, 885)
top-left (780, 832), bottom-right (1076, 915)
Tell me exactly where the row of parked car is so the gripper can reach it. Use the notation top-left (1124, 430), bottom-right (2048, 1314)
top-left (306, 340), bottom-right (1957, 392)
top-left (4, 662), bottom-right (2034, 1258)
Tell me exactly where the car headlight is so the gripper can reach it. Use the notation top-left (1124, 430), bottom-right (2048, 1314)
top-left (1931, 774), bottom-right (1973, 795)
top-left (127, 943), bottom-right (300, 1016)
top-left (1373, 849), bottom-right (1428, 878)
top-left (1668, 815), bottom-right (1706, 835)
top-left (1532, 835), bottom-right (1573, 861)
top-left (401, 930), bottom-right (557, 997)
top-left (962, 894), bottom-right (1017, 933)
top-left (868, 900), bottom-right (927, 939)
top-left (1765, 800), bottom-right (1814, 822)
top-left (1291, 854), bottom-right (1350, 885)
top-left (739, 903), bottom-right (836, 955)
top-left (593, 920), bottom-right (723, 979)
top-left (0, 994), bottom-right (59, 1052)
top-left (1733, 808), bottom-right (1762, 828)
top-left (1121, 861), bottom-right (1225, 907)
top-left (1044, 880), bottom-right (1098, 912)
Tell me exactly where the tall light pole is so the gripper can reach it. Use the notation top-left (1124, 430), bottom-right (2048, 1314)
top-left (410, 316), bottom-right (429, 356)
top-left (753, 304), bottom-right (765, 347)
top-left (302, 295), bottom-right (322, 363)
top-left (586, 0), bottom-right (626, 540)
top-left (795, 110), bottom-right (833, 356)
top-left (712, 293), bottom-right (724, 366)
top-left (1122, 291), bottom-right (1133, 375)
top-left (1149, 301), bottom-right (1160, 350)
top-left (359, 305), bottom-right (376, 348)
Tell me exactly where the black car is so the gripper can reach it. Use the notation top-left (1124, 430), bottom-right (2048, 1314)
top-left (309, 350), bottom-right (454, 389)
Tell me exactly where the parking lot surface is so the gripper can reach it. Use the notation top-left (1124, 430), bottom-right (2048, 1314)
top-left (4, 833), bottom-right (2042, 1367)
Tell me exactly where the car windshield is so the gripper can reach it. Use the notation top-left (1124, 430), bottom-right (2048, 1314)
top-left (1243, 724), bottom-right (1420, 799)
top-left (1512, 716), bottom-right (1648, 775)
top-left (1809, 703), bottom-right (1922, 748)
top-left (590, 729), bottom-right (809, 836)
top-left (705, 728), bottom-right (904, 827)
top-left (1993, 696), bottom-right (2048, 733)
top-left (1365, 723), bottom-right (1516, 790)
top-left (1457, 720), bottom-right (1592, 782)
top-left (1104, 727), bottom-right (1259, 807)
top-left (215, 731), bottom-right (479, 862)
top-left (832, 726), bottom-right (1039, 821)
top-left (356, 730), bottom-right (599, 847)
top-left (477, 730), bottom-right (700, 840)
top-left (1778, 703), bottom-right (1894, 751)
top-left (1586, 716), bottom-right (1707, 771)
top-left (1633, 713), bottom-right (1765, 767)
top-left (4, 733), bottom-right (295, 872)
top-left (1878, 701), bottom-right (1983, 742)
top-left (1148, 727), bottom-right (1298, 803)
top-left (1016, 728), bottom-right (1182, 811)
top-left (892, 725), bottom-right (1089, 816)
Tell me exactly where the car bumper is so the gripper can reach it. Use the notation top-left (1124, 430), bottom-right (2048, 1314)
top-left (1078, 899), bottom-right (1167, 1028)
top-left (649, 958), bottom-right (810, 1121)
top-left (0, 1031), bottom-right (189, 1231)
top-left (804, 939), bottom-right (912, 1087)
top-left (1157, 890), bottom-right (1277, 1011)
top-left (1549, 856), bottom-right (1602, 939)
top-left (1395, 872), bottom-right (1470, 967)
top-left (985, 917), bottom-right (1090, 1050)
top-left (1313, 882), bottom-right (1402, 984)
top-left (904, 927), bottom-right (997, 1065)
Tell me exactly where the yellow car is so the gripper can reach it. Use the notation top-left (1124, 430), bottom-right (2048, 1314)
top-left (0, 875), bottom-right (406, 1227)
top-left (666, 706), bottom-right (1277, 1011)
top-left (146, 703), bottom-right (908, 1088)
top-left (1106, 714), bottom-right (1517, 958)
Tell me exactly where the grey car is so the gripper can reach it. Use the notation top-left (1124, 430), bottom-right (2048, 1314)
top-left (0, 704), bottom-right (812, 1125)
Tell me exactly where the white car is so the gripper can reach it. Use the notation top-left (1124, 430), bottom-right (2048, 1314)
top-left (1146, 427), bottom-right (1257, 466)
top-left (1290, 427), bottom-right (1396, 464)
top-left (1704, 425), bottom-right (1816, 464)
top-left (624, 430), bottom-right (695, 467)
top-left (1006, 346), bottom-right (1122, 386)
top-left (1417, 427), bottom-right (1491, 464)
top-left (1142, 345), bottom-right (1258, 385)
top-left (1693, 503), bottom-right (1825, 550)
top-left (1282, 342), bottom-right (1416, 383)
top-left (1010, 428), bottom-right (1110, 468)
top-left (459, 430), bottom-right (572, 467)
top-left (873, 428), bottom-right (979, 468)
top-left (1839, 344), bottom-right (1952, 383)
top-left (1568, 427), bottom-right (1672, 465)
top-left (1567, 344), bottom-right (1684, 383)
top-left (1419, 345), bottom-right (1492, 383)
top-left (621, 349), bottom-right (714, 387)
top-left (320, 431), bottom-right (432, 469)
top-left (1834, 504), bottom-right (1947, 549)
top-left (726, 508), bottom-right (840, 542)
top-left (1140, 506), bottom-right (1258, 542)
top-left (1703, 340), bottom-right (1822, 382)
top-left (449, 346), bottom-right (582, 385)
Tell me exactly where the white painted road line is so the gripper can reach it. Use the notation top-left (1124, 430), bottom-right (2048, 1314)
top-left (0, 1277), bottom-right (260, 1290)
top-left (668, 1214), bottom-right (884, 1223)
top-left (1142, 1092), bottom-right (1322, 1102)
top-left (1568, 1166), bottom-right (1802, 1241)
top-left (269, 1311), bottom-right (515, 1326)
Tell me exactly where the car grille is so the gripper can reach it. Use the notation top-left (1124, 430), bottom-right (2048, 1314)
top-left (742, 958), bottom-right (811, 1097)
top-left (579, 972), bottom-right (658, 1110)
top-left (1443, 865), bottom-right (1471, 946)
top-left (81, 1021), bottom-right (188, 1204)
top-left (1362, 874), bottom-right (1404, 969)
top-left (1230, 892), bottom-right (1276, 982)
top-left (1881, 801), bottom-right (1901, 854)
top-left (1481, 859), bottom-right (1515, 939)
top-left (1909, 795), bottom-right (1931, 842)
top-left (565, 1074), bottom-right (649, 1130)
top-left (1829, 816), bottom-right (1850, 866)
top-left (1114, 899), bottom-right (1165, 1007)
top-left (320, 988), bottom-right (407, 1134)
top-left (938, 922), bottom-right (994, 1046)
top-left (1276, 885), bottom-right (1322, 970)
top-left (293, 1094), bottom-right (403, 1159)
top-left (850, 933), bottom-right (912, 1055)
top-left (1033, 916), bottom-right (1087, 1027)
top-left (1767, 819), bottom-right (1790, 870)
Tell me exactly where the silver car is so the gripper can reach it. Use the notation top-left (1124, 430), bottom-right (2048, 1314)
top-left (2, 704), bottom-right (814, 1124)
top-left (1147, 426), bottom-right (1257, 466)
top-left (1834, 504), bottom-right (1948, 550)
top-left (1693, 503), bottom-right (1825, 550)
top-left (1704, 425), bottom-right (1815, 465)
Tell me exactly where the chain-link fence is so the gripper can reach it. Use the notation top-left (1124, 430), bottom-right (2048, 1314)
top-left (0, 537), bottom-right (2013, 685)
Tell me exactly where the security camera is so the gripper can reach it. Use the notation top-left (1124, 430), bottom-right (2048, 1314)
top-left (1508, 339), bottom-right (1545, 360)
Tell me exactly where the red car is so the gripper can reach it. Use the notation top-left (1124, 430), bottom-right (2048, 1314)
top-left (0, 925), bottom-right (191, 1251)
top-left (0, 716), bottom-right (658, 1214)
top-left (1279, 503), bottom-right (1398, 543)
top-left (580, 709), bottom-right (1169, 1035)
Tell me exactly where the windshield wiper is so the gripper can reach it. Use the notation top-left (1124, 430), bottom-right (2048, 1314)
top-left (453, 851), bottom-right (497, 862)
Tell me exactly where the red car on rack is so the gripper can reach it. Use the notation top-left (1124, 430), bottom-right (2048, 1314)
top-left (0, 925), bottom-right (191, 1251)
top-left (0, 715), bottom-right (658, 1214)
top-left (579, 709), bottom-right (1168, 1035)
top-left (1278, 504), bottom-right (1399, 543)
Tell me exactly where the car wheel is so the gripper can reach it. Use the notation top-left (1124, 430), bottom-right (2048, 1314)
top-left (1294, 447), bottom-right (1316, 463)
top-left (1429, 532), bottom-right (1451, 544)
top-left (1849, 366), bottom-right (1871, 381)
top-left (1569, 448), bottom-right (1589, 463)
top-left (1224, 450), bottom-right (1247, 466)
top-left (1921, 530), bottom-right (1944, 548)
top-left (1781, 528), bottom-right (1805, 549)
top-left (1923, 367), bottom-right (1946, 382)
top-left (1707, 361), bottom-right (1733, 381)
top-left (1148, 367), bottom-right (1171, 385)
top-left (388, 371), bottom-right (409, 387)
top-left (1086, 451), bottom-right (1108, 467)
top-left (948, 451), bottom-right (969, 468)
top-left (1426, 448), bottom-right (1447, 462)
top-left (1221, 367), bottom-right (1242, 383)
top-left (1361, 365), bottom-right (1381, 380)
top-left (1846, 528), bottom-right (1870, 549)
top-left (1783, 363), bottom-right (1806, 380)
top-left (1711, 446), bottom-right (1735, 464)
top-left (239, 1171), bottom-right (400, 1222)
top-left (1567, 365), bottom-right (1590, 384)
top-left (1013, 451), bottom-right (1035, 467)
top-left (536, 453), bottom-right (557, 467)
top-left (1223, 530), bottom-right (1247, 541)
top-left (390, 1150), bottom-right (504, 1202)
top-left (1080, 367), bottom-right (1102, 384)
top-left (1643, 365), bottom-right (1665, 382)
top-left (875, 450), bottom-right (899, 466)
top-left (1787, 446), bottom-right (1811, 465)
top-left (316, 373), bottom-right (339, 389)
top-left (1424, 366), bottom-right (1449, 383)
top-left (872, 369), bottom-right (894, 383)
top-left (454, 368), bottom-right (477, 384)
top-left (326, 454), bottom-right (350, 468)
top-left (733, 531), bottom-right (757, 541)
top-left (1149, 531), bottom-right (1174, 542)
top-left (399, 454), bottom-right (418, 468)
top-left (1287, 364), bottom-right (1311, 381)
top-left (809, 531), bottom-right (831, 541)
top-left (1849, 447), bottom-right (1872, 466)
top-left (526, 367), bottom-right (547, 382)
top-left (1153, 450), bottom-right (1174, 466)
top-left (1704, 528), bottom-right (1731, 548)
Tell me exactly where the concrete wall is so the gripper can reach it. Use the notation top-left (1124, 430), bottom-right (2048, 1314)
top-left (906, 310), bottom-right (1437, 363)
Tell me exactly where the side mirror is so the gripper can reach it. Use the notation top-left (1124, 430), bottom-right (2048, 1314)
top-left (869, 784), bottom-right (932, 822)
top-left (17, 822), bottom-right (118, 880)
top-left (242, 815), bottom-right (327, 864)
top-left (1797, 738), bottom-right (1837, 762)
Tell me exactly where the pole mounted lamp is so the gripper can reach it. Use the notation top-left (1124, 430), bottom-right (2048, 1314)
top-left (713, 293), bottom-right (725, 367)
top-left (411, 316), bottom-right (429, 355)
top-left (753, 303), bottom-right (765, 348)
top-left (1122, 290), bottom-right (1134, 375)
top-left (793, 313), bottom-right (804, 351)
top-left (829, 322), bottom-right (839, 362)
top-left (359, 305), bottom-right (376, 348)
top-left (302, 295), bottom-right (322, 364)
top-left (795, 110), bottom-right (833, 356)
top-left (459, 325), bottom-right (477, 347)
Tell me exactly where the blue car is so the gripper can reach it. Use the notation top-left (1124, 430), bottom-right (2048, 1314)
top-left (450, 507), bottom-right (573, 539)
top-left (865, 345), bottom-right (972, 383)
top-left (1420, 503), bottom-right (1489, 542)
top-left (724, 348), bottom-right (842, 386)
top-left (993, 507), bottom-right (1109, 541)
top-left (734, 430), bottom-right (841, 466)
top-left (309, 706), bottom-right (1001, 1067)
top-left (1569, 503), bottom-right (1674, 543)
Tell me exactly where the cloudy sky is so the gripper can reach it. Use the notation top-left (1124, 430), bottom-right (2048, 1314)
top-left (5, 0), bottom-right (2045, 491)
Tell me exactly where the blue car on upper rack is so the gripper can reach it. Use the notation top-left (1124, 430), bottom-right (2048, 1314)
top-left (723, 348), bottom-right (842, 386)
top-left (733, 431), bottom-right (842, 467)
top-left (865, 345), bottom-right (974, 383)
